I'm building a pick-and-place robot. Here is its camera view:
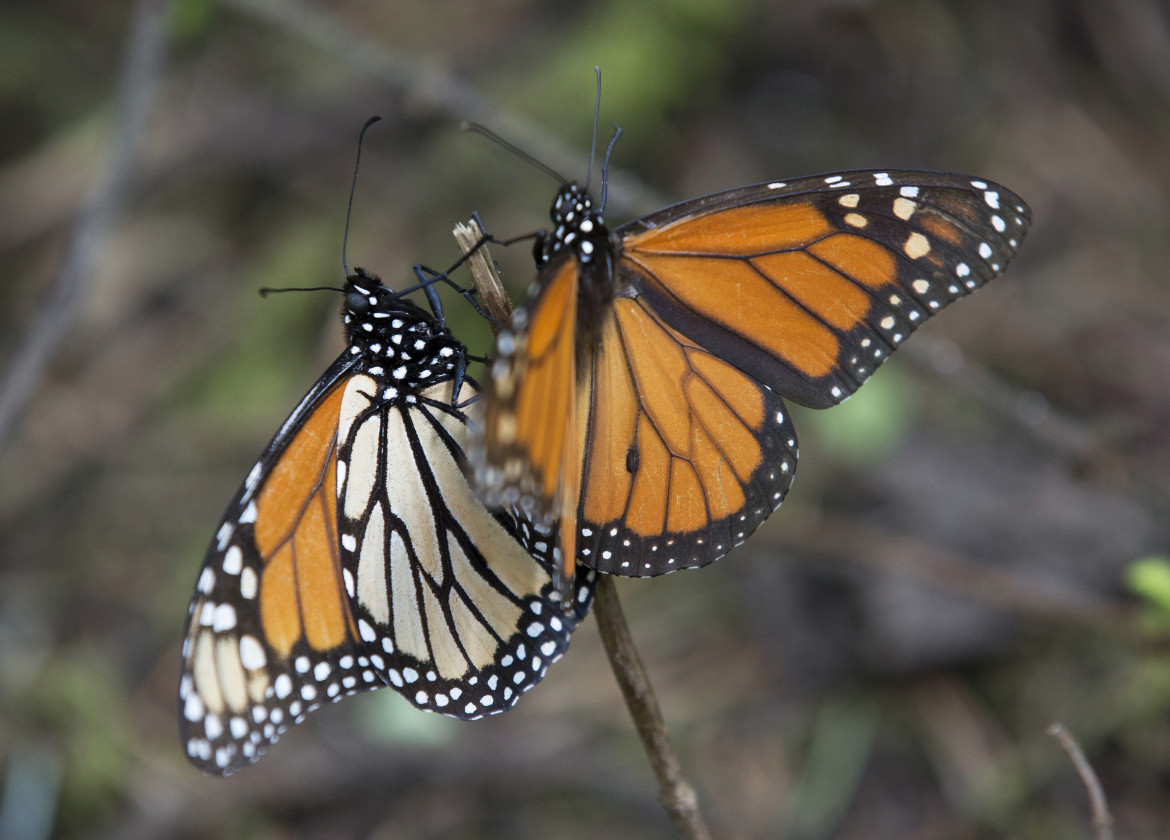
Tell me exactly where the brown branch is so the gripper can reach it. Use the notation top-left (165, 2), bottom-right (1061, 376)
top-left (774, 513), bottom-right (1127, 628)
top-left (0, 0), bottom-right (171, 453)
top-left (1048, 722), bottom-right (1114, 840)
top-left (221, 0), bottom-right (665, 215)
top-left (593, 576), bottom-right (713, 840)
top-left (452, 222), bottom-right (509, 336)
top-left (454, 224), bottom-right (712, 839)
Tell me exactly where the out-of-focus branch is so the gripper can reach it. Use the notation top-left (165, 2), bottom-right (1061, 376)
top-left (224, 0), bottom-right (487, 119)
top-left (904, 337), bottom-right (1102, 464)
top-left (220, 0), bottom-right (665, 215)
top-left (0, 0), bottom-right (171, 453)
top-left (1048, 723), bottom-right (1113, 840)
top-left (776, 513), bottom-right (1128, 628)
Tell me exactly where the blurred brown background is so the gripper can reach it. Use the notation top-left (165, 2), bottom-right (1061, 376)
top-left (2, 0), bottom-right (1169, 837)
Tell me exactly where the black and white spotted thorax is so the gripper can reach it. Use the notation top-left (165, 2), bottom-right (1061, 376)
top-left (341, 268), bottom-right (465, 399)
top-left (536, 184), bottom-right (610, 268)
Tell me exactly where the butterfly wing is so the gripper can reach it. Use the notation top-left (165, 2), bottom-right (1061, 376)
top-left (179, 357), bottom-right (370, 774)
top-left (581, 170), bottom-right (1029, 576)
top-left (475, 259), bottom-right (588, 585)
top-left (181, 281), bottom-right (595, 776)
top-left (337, 376), bottom-right (593, 718)
top-left (617, 170), bottom-right (1031, 408)
top-left (576, 295), bottom-right (799, 575)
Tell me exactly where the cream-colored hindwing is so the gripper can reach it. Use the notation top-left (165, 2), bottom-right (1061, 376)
top-left (337, 379), bottom-right (592, 719)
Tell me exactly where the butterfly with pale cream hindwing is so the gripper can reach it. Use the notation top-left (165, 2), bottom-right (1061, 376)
top-left (471, 126), bottom-right (1031, 588)
top-left (179, 262), bottom-right (594, 775)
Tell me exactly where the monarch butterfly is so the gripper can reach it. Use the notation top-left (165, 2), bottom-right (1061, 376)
top-left (179, 266), bottom-right (594, 775)
top-left (473, 164), bottom-right (1030, 585)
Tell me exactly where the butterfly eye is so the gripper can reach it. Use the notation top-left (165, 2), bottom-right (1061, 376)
top-left (345, 289), bottom-right (370, 314)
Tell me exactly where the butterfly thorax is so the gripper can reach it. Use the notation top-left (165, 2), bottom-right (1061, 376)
top-left (341, 269), bottom-right (465, 401)
top-left (537, 184), bottom-right (611, 268)
top-left (537, 184), bottom-right (620, 353)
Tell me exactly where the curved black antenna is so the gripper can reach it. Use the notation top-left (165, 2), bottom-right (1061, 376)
top-left (342, 115), bottom-right (383, 277)
top-left (599, 124), bottom-right (622, 212)
top-left (583, 66), bottom-right (602, 190)
top-left (258, 285), bottom-right (344, 297)
top-left (462, 121), bottom-right (567, 185)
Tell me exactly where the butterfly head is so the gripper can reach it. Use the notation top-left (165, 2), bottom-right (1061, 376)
top-left (537, 183), bottom-right (608, 268)
top-left (343, 269), bottom-right (436, 334)
top-left (341, 268), bottom-right (466, 396)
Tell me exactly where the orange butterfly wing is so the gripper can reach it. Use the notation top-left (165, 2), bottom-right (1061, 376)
top-left (476, 259), bottom-right (586, 584)
top-left (576, 295), bottom-right (798, 575)
top-left (481, 170), bottom-right (1030, 578)
top-left (179, 367), bottom-right (369, 774)
top-left (619, 171), bottom-right (1030, 409)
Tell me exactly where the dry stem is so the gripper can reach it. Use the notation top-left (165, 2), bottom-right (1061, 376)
top-left (1048, 722), bottom-right (1114, 840)
top-left (0, 0), bottom-right (170, 452)
top-left (454, 222), bottom-right (711, 839)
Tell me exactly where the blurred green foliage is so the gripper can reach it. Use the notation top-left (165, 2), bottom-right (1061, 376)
top-left (2, 0), bottom-right (1170, 838)
top-left (1127, 556), bottom-right (1170, 620)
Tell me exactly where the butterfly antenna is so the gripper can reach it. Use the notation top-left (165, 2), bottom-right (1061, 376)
top-left (462, 122), bottom-right (567, 185)
top-left (583, 66), bottom-right (602, 190)
top-left (259, 286), bottom-right (344, 297)
top-left (599, 124), bottom-right (622, 212)
top-left (342, 115), bottom-right (383, 277)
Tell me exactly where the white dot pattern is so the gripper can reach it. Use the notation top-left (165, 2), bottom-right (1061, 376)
top-left (179, 268), bottom-right (591, 775)
top-left (577, 379), bottom-right (800, 577)
top-left (794, 170), bottom-right (1031, 408)
top-left (473, 168), bottom-right (1028, 584)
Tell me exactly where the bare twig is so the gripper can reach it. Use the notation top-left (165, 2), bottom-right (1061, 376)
top-left (454, 224), bottom-right (712, 839)
top-left (1048, 722), bottom-right (1114, 840)
top-left (452, 222), bottom-right (509, 336)
top-left (593, 577), bottom-right (713, 840)
top-left (220, 0), bottom-right (665, 216)
top-left (904, 337), bottom-right (1102, 463)
top-left (0, 0), bottom-right (171, 453)
top-left (775, 513), bottom-right (1127, 628)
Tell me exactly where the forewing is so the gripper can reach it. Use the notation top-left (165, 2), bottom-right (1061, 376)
top-left (474, 258), bottom-right (587, 581)
top-left (179, 360), bottom-right (376, 775)
top-left (618, 170), bottom-right (1030, 409)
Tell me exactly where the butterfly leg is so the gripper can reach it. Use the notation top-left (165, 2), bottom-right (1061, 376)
top-left (472, 218), bottom-right (547, 262)
top-left (449, 348), bottom-right (469, 406)
top-left (410, 265), bottom-right (449, 326)
top-left (409, 264), bottom-right (495, 325)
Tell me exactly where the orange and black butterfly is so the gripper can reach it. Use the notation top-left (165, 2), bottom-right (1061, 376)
top-left (179, 267), bottom-right (593, 775)
top-left (473, 166), bottom-right (1030, 585)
